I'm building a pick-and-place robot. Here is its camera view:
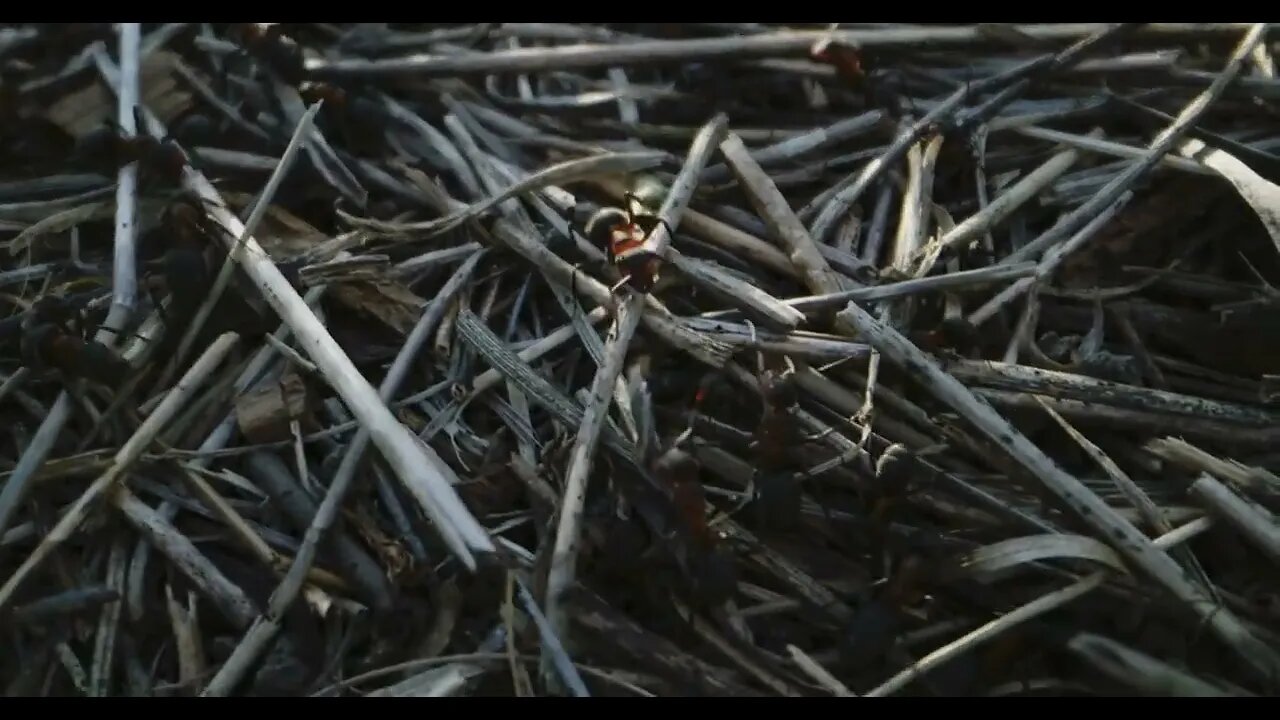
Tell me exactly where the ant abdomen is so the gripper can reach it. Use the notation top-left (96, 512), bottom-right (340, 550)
top-left (172, 112), bottom-right (216, 147)
top-left (71, 125), bottom-right (127, 173)
top-left (73, 339), bottom-right (132, 386)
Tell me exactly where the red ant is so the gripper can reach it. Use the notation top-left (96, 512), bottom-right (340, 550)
top-left (227, 23), bottom-right (306, 86)
top-left (646, 428), bottom-right (739, 609)
top-left (681, 342), bottom-right (804, 531)
top-left (810, 37), bottom-right (870, 89)
top-left (72, 107), bottom-right (188, 186)
top-left (626, 357), bottom-right (738, 609)
top-left (582, 184), bottom-right (671, 296)
top-left (19, 296), bottom-right (131, 387)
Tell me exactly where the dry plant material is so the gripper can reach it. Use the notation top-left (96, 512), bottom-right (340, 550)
top-left (1, 21), bottom-right (1279, 699)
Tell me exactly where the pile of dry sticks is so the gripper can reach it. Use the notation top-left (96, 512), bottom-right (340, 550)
top-left (0, 22), bottom-right (1279, 697)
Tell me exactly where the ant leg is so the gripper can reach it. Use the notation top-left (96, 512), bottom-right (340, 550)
top-left (131, 105), bottom-right (149, 137)
top-left (743, 318), bottom-right (763, 376)
top-left (569, 261), bottom-right (581, 300)
top-left (609, 274), bottom-right (632, 294)
top-left (622, 191), bottom-right (641, 224)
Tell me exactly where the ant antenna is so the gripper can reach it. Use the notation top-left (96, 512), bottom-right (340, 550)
top-left (744, 318), bottom-right (762, 375)
top-left (622, 190), bottom-right (641, 225)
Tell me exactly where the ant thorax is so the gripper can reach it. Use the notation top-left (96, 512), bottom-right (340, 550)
top-left (608, 223), bottom-right (649, 260)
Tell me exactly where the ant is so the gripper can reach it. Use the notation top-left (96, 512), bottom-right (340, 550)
top-left (297, 81), bottom-right (386, 156)
top-left (141, 195), bottom-right (277, 360)
top-left (580, 179), bottom-right (671, 296)
top-left (145, 197), bottom-right (224, 318)
top-left (227, 23), bottom-right (306, 86)
top-left (72, 107), bottom-right (188, 187)
top-left (623, 358), bottom-right (738, 609)
top-left (19, 296), bottom-right (131, 386)
top-left (645, 432), bottom-right (739, 611)
top-left (748, 350), bottom-right (804, 530)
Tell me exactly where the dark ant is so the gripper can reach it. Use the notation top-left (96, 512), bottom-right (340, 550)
top-left (748, 350), bottom-right (804, 530)
top-left (148, 197), bottom-right (221, 317)
top-left (620, 358), bottom-right (738, 610)
top-left (646, 432), bottom-right (739, 609)
top-left (809, 38), bottom-right (906, 118)
top-left (581, 185), bottom-right (671, 296)
top-left (838, 550), bottom-right (933, 674)
top-left (227, 23), bottom-right (306, 86)
top-left (19, 296), bottom-right (131, 386)
top-left (810, 37), bottom-right (871, 90)
top-left (141, 195), bottom-right (277, 357)
top-left (297, 81), bottom-right (387, 157)
top-left (72, 107), bottom-right (188, 186)
top-left (297, 80), bottom-right (345, 108)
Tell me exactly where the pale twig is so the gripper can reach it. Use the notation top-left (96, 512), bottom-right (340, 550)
top-left (365, 151), bottom-right (669, 238)
top-left (912, 132), bottom-right (1094, 276)
top-left (866, 516), bottom-right (1214, 697)
top-left (1067, 633), bottom-right (1238, 696)
top-left (786, 645), bottom-right (856, 697)
top-left (200, 251), bottom-right (485, 696)
top-left (542, 115), bottom-right (727, 689)
top-left (158, 101), bottom-right (322, 389)
top-left (1003, 24), bottom-right (1267, 266)
top-left (88, 537), bottom-right (128, 697)
top-left (804, 55), bottom-right (1051, 240)
top-left (1036, 397), bottom-right (1219, 596)
top-left (1171, 136), bottom-right (1280, 256)
top-left (701, 110), bottom-right (885, 184)
top-left (115, 492), bottom-right (258, 629)
top-left (757, 262), bottom-right (1037, 316)
top-left (949, 360), bottom-right (1280, 427)
top-left (834, 300), bottom-right (1280, 682)
top-left (664, 250), bottom-right (805, 329)
top-left (0, 332), bottom-right (240, 613)
top-left (1009, 126), bottom-right (1212, 174)
top-left (1190, 473), bottom-right (1280, 568)
top-left (307, 25), bottom-right (1254, 77)
top-left (123, 81), bottom-right (497, 566)
top-left (1037, 398), bottom-right (1170, 534)
top-left (719, 132), bottom-right (847, 294)
top-left (1146, 437), bottom-right (1280, 496)
top-left (968, 190), bottom-right (1132, 326)
top-left (105, 23), bottom-right (141, 336)
top-left (890, 136), bottom-right (940, 275)
top-left (0, 25), bottom-right (144, 542)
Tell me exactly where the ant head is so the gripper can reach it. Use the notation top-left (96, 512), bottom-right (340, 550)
top-left (31, 295), bottom-right (77, 324)
top-left (626, 174), bottom-right (666, 216)
top-left (20, 322), bottom-right (60, 366)
top-left (694, 548), bottom-right (738, 607)
top-left (229, 23), bottom-right (264, 43)
top-left (72, 124), bottom-right (121, 165)
top-left (583, 206), bottom-right (630, 248)
top-left (300, 81), bottom-right (345, 108)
